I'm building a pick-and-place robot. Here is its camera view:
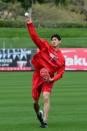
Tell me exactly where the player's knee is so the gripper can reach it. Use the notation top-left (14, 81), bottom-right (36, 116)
top-left (32, 93), bottom-right (39, 101)
top-left (32, 95), bottom-right (39, 101)
top-left (43, 92), bottom-right (50, 103)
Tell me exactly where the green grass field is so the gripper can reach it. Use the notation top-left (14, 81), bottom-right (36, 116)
top-left (0, 27), bottom-right (87, 48)
top-left (0, 26), bottom-right (87, 131)
top-left (0, 37), bottom-right (87, 48)
top-left (0, 72), bottom-right (87, 131)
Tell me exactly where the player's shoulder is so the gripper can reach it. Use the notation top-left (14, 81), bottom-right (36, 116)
top-left (41, 39), bottom-right (49, 44)
top-left (41, 39), bottom-right (50, 48)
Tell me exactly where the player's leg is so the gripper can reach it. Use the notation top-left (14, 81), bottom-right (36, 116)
top-left (41, 82), bottom-right (53, 128)
top-left (32, 88), bottom-right (45, 125)
top-left (33, 100), bottom-right (40, 115)
top-left (32, 71), bottom-right (42, 116)
top-left (42, 91), bottom-right (50, 127)
top-left (33, 90), bottom-right (50, 128)
top-left (32, 74), bottom-right (44, 126)
top-left (32, 86), bottom-right (41, 115)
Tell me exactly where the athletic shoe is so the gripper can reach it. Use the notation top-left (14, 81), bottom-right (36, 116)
top-left (40, 122), bottom-right (48, 128)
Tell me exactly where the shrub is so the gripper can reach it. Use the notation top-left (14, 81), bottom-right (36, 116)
top-left (0, 19), bottom-right (25, 28)
top-left (0, 19), bottom-right (87, 28)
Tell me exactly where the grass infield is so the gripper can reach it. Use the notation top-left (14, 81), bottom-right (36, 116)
top-left (0, 72), bottom-right (87, 131)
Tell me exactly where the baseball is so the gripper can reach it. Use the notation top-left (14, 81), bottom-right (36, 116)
top-left (25, 12), bottom-right (29, 17)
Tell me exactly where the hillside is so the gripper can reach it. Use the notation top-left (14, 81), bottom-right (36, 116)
top-left (0, 0), bottom-right (87, 27)
top-left (32, 2), bottom-right (87, 23)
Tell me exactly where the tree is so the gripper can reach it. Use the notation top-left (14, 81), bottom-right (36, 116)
top-left (55, 0), bottom-right (66, 5)
top-left (1, 0), bottom-right (67, 9)
top-left (33, 0), bottom-right (66, 5)
top-left (1, 0), bottom-right (17, 3)
top-left (17, 0), bottom-right (32, 9)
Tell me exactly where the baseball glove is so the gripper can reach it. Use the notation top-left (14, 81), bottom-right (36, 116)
top-left (40, 68), bottom-right (50, 82)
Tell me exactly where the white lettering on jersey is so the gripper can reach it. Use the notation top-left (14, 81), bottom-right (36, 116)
top-left (49, 52), bottom-right (58, 62)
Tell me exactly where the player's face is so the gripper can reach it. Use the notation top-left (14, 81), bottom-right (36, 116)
top-left (51, 37), bottom-right (61, 48)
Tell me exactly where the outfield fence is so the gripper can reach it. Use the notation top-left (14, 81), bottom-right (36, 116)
top-left (62, 48), bottom-right (87, 70)
top-left (0, 48), bottom-right (87, 71)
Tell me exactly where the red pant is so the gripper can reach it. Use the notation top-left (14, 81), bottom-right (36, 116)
top-left (32, 71), bottom-right (54, 101)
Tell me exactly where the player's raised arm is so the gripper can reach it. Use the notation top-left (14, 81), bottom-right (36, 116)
top-left (27, 21), bottom-right (43, 48)
top-left (25, 12), bottom-right (45, 49)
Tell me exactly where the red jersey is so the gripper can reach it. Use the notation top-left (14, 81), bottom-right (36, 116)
top-left (27, 23), bottom-right (65, 82)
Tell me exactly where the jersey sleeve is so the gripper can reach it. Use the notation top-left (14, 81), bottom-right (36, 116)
top-left (53, 62), bottom-right (65, 82)
top-left (27, 22), bottom-right (47, 49)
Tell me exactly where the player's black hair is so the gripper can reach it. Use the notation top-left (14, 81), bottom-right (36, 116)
top-left (51, 34), bottom-right (61, 41)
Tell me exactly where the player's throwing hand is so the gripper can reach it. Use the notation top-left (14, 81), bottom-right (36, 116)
top-left (25, 8), bottom-right (32, 23)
